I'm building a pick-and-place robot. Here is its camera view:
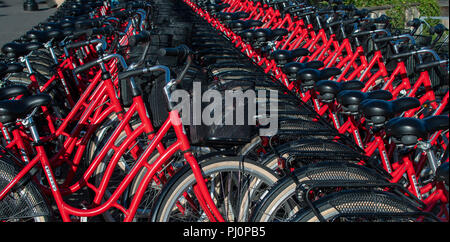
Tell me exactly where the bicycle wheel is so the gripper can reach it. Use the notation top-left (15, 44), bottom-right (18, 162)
top-left (250, 161), bottom-right (390, 222)
top-left (125, 149), bottom-right (185, 222)
top-left (258, 139), bottom-right (365, 173)
top-left (89, 117), bottom-right (145, 221)
top-left (0, 158), bottom-right (50, 222)
top-left (290, 190), bottom-right (433, 222)
top-left (151, 157), bottom-right (279, 222)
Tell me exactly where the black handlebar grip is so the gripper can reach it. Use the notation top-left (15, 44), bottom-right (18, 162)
top-left (65, 39), bottom-right (97, 49)
top-left (407, 18), bottom-right (421, 28)
top-left (327, 18), bottom-right (358, 28)
top-left (128, 31), bottom-right (151, 47)
top-left (118, 68), bottom-right (148, 80)
top-left (73, 59), bottom-right (101, 74)
top-left (390, 51), bottom-right (417, 60)
top-left (158, 45), bottom-right (191, 58)
top-left (296, 10), bottom-right (316, 18)
top-left (374, 36), bottom-right (398, 43)
top-left (415, 59), bottom-right (449, 72)
top-left (429, 24), bottom-right (448, 35)
top-left (351, 30), bottom-right (375, 37)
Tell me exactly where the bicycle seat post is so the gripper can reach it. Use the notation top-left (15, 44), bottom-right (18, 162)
top-left (19, 55), bottom-right (34, 75)
top-left (20, 108), bottom-right (41, 145)
top-left (417, 140), bottom-right (440, 174)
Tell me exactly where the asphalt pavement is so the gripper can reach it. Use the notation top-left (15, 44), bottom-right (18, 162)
top-left (0, 0), bottom-right (57, 47)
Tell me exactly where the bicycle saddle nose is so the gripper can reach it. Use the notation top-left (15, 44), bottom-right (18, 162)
top-left (336, 90), bottom-right (392, 115)
top-left (268, 48), bottom-right (309, 66)
top-left (2, 42), bottom-right (43, 59)
top-left (0, 85), bottom-right (30, 100)
top-left (359, 97), bottom-right (420, 127)
top-left (385, 115), bottom-right (449, 147)
top-left (0, 94), bottom-right (52, 124)
top-left (314, 80), bottom-right (365, 103)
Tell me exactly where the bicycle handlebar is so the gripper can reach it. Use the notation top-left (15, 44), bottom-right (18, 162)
top-left (128, 31), bottom-right (151, 47)
top-left (351, 28), bottom-right (391, 37)
top-left (326, 18), bottom-right (358, 28)
top-left (64, 38), bottom-right (107, 51)
top-left (73, 53), bottom-right (128, 75)
top-left (158, 45), bottom-right (192, 59)
top-left (415, 59), bottom-right (449, 71)
top-left (374, 34), bottom-right (416, 46)
top-left (390, 48), bottom-right (442, 62)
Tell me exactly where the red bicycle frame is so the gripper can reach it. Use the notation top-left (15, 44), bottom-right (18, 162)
top-left (0, 87), bottom-right (225, 222)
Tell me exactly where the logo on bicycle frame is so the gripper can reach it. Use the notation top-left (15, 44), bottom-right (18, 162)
top-left (170, 82), bottom-right (279, 136)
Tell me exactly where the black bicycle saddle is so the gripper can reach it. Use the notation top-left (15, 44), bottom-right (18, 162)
top-left (297, 67), bottom-right (342, 89)
top-left (0, 94), bottom-right (52, 124)
top-left (359, 97), bottom-right (421, 127)
top-left (0, 85), bottom-right (30, 100)
top-left (2, 42), bottom-right (43, 59)
top-left (268, 48), bottom-right (310, 66)
top-left (282, 61), bottom-right (324, 80)
top-left (385, 115), bottom-right (449, 147)
top-left (314, 80), bottom-right (365, 103)
top-left (228, 20), bottom-right (263, 32)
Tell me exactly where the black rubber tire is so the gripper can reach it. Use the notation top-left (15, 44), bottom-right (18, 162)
top-left (290, 190), bottom-right (429, 222)
top-left (151, 157), bottom-right (279, 222)
top-left (250, 161), bottom-right (390, 222)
